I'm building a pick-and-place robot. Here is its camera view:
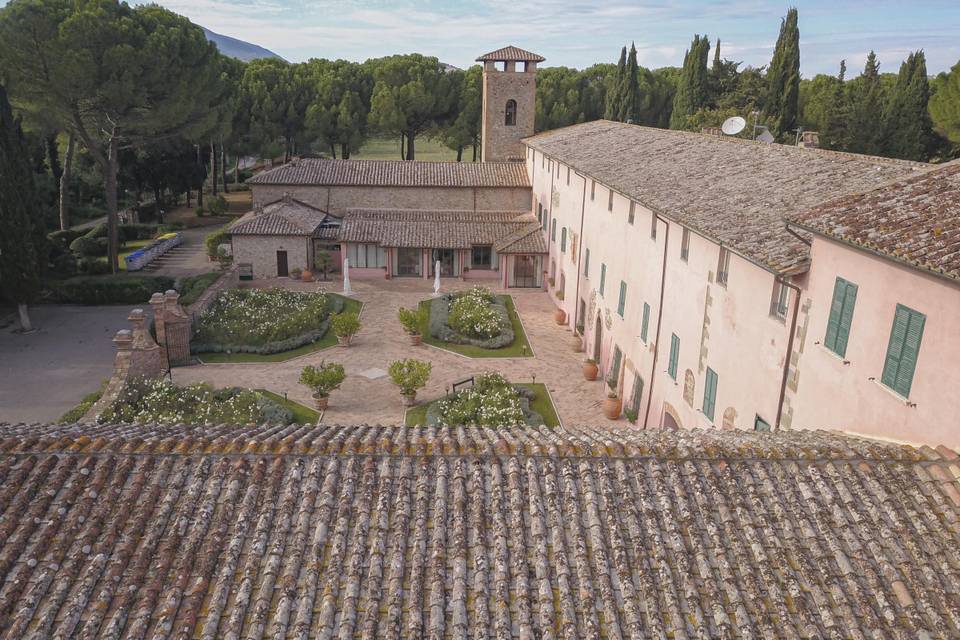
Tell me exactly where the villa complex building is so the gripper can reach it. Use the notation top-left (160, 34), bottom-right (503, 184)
top-left (230, 45), bottom-right (959, 448)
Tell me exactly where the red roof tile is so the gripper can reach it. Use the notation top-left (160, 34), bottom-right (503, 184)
top-left (248, 158), bottom-right (530, 188)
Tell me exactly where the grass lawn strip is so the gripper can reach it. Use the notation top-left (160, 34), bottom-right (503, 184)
top-left (418, 294), bottom-right (533, 358)
top-left (404, 382), bottom-right (559, 427)
top-left (197, 293), bottom-right (362, 364)
top-left (256, 389), bottom-right (320, 424)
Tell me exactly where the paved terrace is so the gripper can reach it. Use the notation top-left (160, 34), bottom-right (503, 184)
top-left (174, 278), bottom-right (610, 426)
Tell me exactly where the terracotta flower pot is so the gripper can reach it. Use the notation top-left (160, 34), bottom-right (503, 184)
top-left (301, 270), bottom-right (314, 282)
top-left (313, 393), bottom-right (329, 410)
top-left (554, 308), bottom-right (567, 325)
top-left (583, 361), bottom-right (598, 380)
top-left (337, 335), bottom-right (353, 346)
top-left (401, 392), bottom-right (417, 407)
top-left (571, 334), bottom-right (584, 352)
top-left (409, 334), bottom-right (422, 346)
top-left (602, 396), bottom-right (622, 420)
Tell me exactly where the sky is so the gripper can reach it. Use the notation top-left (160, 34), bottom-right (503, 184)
top-left (5, 0), bottom-right (958, 75)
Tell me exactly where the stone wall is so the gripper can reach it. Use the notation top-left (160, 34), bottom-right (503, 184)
top-left (186, 265), bottom-right (239, 316)
top-left (232, 234), bottom-right (310, 279)
top-left (251, 185), bottom-right (532, 216)
top-left (82, 308), bottom-right (163, 422)
top-left (481, 65), bottom-right (537, 162)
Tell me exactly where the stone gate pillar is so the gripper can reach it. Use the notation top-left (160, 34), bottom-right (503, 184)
top-left (149, 292), bottom-right (168, 371)
top-left (127, 308), bottom-right (162, 379)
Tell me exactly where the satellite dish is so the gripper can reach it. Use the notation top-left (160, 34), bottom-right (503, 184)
top-left (757, 129), bottom-right (775, 144)
top-left (721, 116), bottom-right (746, 136)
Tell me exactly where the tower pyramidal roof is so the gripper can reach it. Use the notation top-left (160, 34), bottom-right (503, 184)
top-left (476, 45), bottom-right (545, 62)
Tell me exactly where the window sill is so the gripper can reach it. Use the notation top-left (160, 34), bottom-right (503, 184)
top-left (817, 343), bottom-right (850, 365)
top-left (869, 377), bottom-right (916, 407)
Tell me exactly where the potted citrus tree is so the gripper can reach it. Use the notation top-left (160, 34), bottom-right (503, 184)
top-left (314, 251), bottom-right (332, 281)
top-left (388, 358), bottom-right (432, 406)
top-left (583, 358), bottom-right (598, 380)
top-left (398, 306), bottom-right (426, 346)
top-left (332, 311), bottom-right (361, 346)
top-left (299, 361), bottom-right (346, 410)
top-left (602, 373), bottom-right (622, 419)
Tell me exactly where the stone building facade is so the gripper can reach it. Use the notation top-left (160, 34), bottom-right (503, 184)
top-left (477, 46), bottom-right (543, 162)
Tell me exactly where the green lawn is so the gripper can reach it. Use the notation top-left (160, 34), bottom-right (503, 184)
top-left (353, 136), bottom-right (477, 162)
top-left (418, 295), bottom-right (533, 358)
top-left (404, 382), bottom-right (559, 427)
top-left (177, 271), bottom-right (222, 306)
top-left (59, 381), bottom-right (108, 423)
top-left (256, 389), bottom-right (320, 424)
top-left (197, 294), bottom-right (363, 363)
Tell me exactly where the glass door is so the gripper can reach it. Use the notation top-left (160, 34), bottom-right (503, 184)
top-left (430, 249), bottom-right (455, 276)
top-left (396, 248), bottom-right (421, 277)
top-left (511, 255), bottom-right (538, 287)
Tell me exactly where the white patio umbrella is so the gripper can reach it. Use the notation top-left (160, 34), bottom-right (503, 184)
top-left (433, 260), bottom-right (441, 296)
top-left (342, 258), bottom-right (353, 296)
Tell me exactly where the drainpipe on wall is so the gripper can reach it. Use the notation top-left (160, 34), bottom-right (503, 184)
top-left (775, 278), bottom-right (802, 431)
top-left (642, 213), bottom-right (670, 429)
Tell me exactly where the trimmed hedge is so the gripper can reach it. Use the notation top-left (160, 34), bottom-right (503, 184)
top-left (176, 272), bottom-right (222, 307)
top-left (428, 292), bottom-right (514, 349)
top-left (50, 275), bottom-right (175, 305)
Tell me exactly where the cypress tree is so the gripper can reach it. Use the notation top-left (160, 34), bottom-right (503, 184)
top-left (819, 60), bottom-right (849, 150)
top-left (670, 34), bottom-right (710, 129)
top-left (0, 83), bottom-right (46, 332)
top-left (883, 51), bottom-right (935, 161)
top-left (845, 52), bottom-right (884, 155)
top-left (605, 46), bottom-right (627, 120)
top-left (763, 7), bottom-right (800, 138)
top-left (619, 43), bottom-right (641, 123)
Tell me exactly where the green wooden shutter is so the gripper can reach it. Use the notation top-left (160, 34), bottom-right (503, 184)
top-left (618, 281), bottom-right (626, 317)
top-left (703, 367), bottom-right (717, 421)
top-left (631, 376), bottom-right (644, 412)
top-left (641, 302), bottom-right (650, 342)
top-left (881, 304), bottom-right (925, 397)
top-left (825, 277), bottom-right (858, 357)
top-left (600, 264), bottom-right (606, 295)
top-left (561, 227), bottom-right (567, 252)
top-left (551, 219), bottom-right (556, 241)
top-left (584, 248), bottom-right (590, 276)
top-left (612, 346), bottom-right (622, 379)
top-left (668, 334), bottom-right (679, 379)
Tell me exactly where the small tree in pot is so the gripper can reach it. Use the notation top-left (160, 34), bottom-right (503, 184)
top-left (398, 306), bottom-right (427, 345)
top-left (602, 373), bottom-right (622, 420)
top-left (583, 358), bottom-right (599, 380)
top-left (388, 358), bottom-right (432, 406)
top-left (299, 361), bottom-right (346, 410)
top-left (314, 250), bottom-right (333, 281)
top-left (332, 311), bottom-right (361, 346)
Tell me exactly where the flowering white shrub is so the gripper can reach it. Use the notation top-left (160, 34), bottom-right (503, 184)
top-left (433, 372), bottom-right (526, 427)
top-left (99, 377), bottom-right (293, 425)
top-left (448, 287), bottom-right (504, 339)
top-left (194, 288), bottom-right (329, 347)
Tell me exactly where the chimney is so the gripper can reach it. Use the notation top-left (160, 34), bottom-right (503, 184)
top-left (798, 131), bottom-right (820, 149)
top-left (701, 127), bottom-right (723, 137)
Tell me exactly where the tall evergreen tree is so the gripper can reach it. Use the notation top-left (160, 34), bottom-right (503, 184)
top-left (763, 7), bottom-right (800, 138)
top-left (930, 61), bottom-right (960, 145)
top-left (670, 34), bottom-right (710, 129)
top-left (619, 43), bottom-right (641, 123)
top-left (883, 51), bottom-right (935, 161)
top-left (0, 83), bottom-right (46, 332)
top-left (818, 60), bottom-right (849, 150)
top-left (845, 52), bottom-right (885, 155)
top-left (604, 46), bottom-right (627, 120)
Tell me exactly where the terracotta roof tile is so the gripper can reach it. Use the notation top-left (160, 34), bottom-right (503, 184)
top-left (525, 120), bottom-right (925, 274)
top-left (228, 198), bottom-right (335, 236)
top-left (0, 421), bottom-right (958, 637)
top-left (789, 160), bottom-right (960, 281)
top-left (493, 223), bottom-right (548, 253)
top-left (248, 158), bottom-right (531, 188)
top-left (476, 46), bottom-right (545, 62)
top-left (338, 209), bottom-right (545, 251)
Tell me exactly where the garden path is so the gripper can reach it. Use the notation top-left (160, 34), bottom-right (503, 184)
top-left (172, 277), bottom-right (620, 427)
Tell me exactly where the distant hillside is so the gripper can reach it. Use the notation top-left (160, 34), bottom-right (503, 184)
top-left (202, 27), bottom-right (284, 62)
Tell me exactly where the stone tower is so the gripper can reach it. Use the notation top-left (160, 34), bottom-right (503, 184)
top-left (477, 46), bottom-right (544, 163)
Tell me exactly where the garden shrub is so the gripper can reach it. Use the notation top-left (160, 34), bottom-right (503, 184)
top-left (51, 275), bottom-right (175, 305)
top-left (47, 228), bottom-right (87, 251)
top-left (388, 358), bottom-right (432, 396)
top-left (69, 235), bottom-right (104, 257)
top-left (176, 272), bottom-right (222, 307)
top-left (99, 377), bottom-right (294, 425)
top-left (447, 287), bottom-right (502, 339)
top-left (76, 257), bottom-right (111, 276)
top-left (207, 195), bottom-right (228, 215)
top-left (428, 290), bottom-right (514, 349)
top-left (205, 229), bottom-right (229, 258)
top-left (331, 311), bottom-right (360, 337)
top-left (191, 288), bottom-right (344, 355)
top-left (426, 372), bottom-right (543, 427)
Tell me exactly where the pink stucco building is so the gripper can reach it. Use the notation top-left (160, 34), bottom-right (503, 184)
top-left (524, 120), bottom-right (940, 440)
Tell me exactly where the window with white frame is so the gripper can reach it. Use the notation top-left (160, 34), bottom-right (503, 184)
top-left (770, 279), bottom-right (790, 320)
top-left (347, 243), bottom-right (386, 269)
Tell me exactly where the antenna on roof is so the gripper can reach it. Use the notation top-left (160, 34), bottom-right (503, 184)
top-left (721, 116), bottom-right (746, 136)
top-left (749, 110), bottom-right (775, 143)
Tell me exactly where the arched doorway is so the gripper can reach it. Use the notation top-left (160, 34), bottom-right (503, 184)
top-left (593, 314), bottom-right (603, 362)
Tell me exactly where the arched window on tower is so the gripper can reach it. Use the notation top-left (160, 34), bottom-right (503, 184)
top-left (505, 99), bottom-right (517, 126)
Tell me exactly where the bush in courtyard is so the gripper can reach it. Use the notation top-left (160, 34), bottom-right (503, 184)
top-left (50, 275), bottom-right (175, 305)
top-left (427, 372), bottom-right (542, 427)
top-left (331, 311), bottom-right (360, 338)
top-left (191, 288), bottom-right (344, 355)
top-left (428, 290), bottom-right (514, 349)
top-left (388, 358), bottom-right (432, 396)
top-left (99, 377), bottom-right (293, 424)
top-left (447, 286), bottom-right (504, 339)
top-left (299, 361), bottom-right (346, 398)
top-left (398, 306), bottom-right (426, 335)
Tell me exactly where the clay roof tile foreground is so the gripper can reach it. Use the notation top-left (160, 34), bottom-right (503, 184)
top-left (789, 159), bottom-right (960, 282)
top-left (0, 421), bottom-right (958, 638)
top-left (525, 120), bottom-right (926, 275)
top-left (248, 158), bottom-right (531, 188)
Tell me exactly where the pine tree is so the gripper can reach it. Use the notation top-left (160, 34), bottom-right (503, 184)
top-left (670, 34), bottom-right (710, 130)
top-left (605, 46), bottom-right (627, 120)
top-left (930, 61), bottom-right (960, 145)
top-left (845, 52), bottom-right (885, 155)
top-left (763, 7), bottom-right (800, 138)
top-left (0, 83), bottom-right (46, 332)
top-left (883, 51), bottom-right (935, 161)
